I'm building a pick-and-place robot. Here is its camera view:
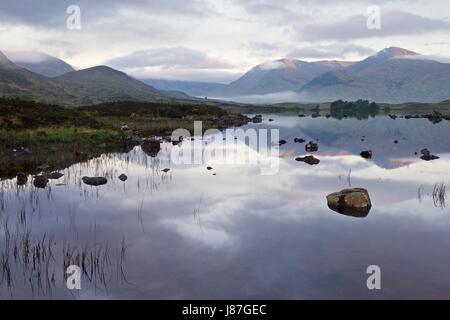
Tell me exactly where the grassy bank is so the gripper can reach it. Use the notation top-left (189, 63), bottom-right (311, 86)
top-left (79, 101), bottom-right (250, 135)
top-left (0, 127), bottom-right (124, 146)
top-left (0, 97), bottom-right (252, 178)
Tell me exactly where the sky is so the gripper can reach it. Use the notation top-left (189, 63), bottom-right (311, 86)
top-left (0, 0), bottom-right (449, 83)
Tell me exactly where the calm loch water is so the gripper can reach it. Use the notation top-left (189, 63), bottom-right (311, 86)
top-left (1, 115), bottom-right (450, 299)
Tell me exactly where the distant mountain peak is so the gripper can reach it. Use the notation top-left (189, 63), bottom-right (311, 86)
top-left (0, 50), bottom-right (17, 69)
top-left (375, 47), bottom-right (419, 59)
top-left (257, 58), bottom-right (301, 71)
top-left (3, 50), bottom-right (74, 77)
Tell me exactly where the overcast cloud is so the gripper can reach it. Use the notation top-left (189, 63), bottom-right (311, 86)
top-left (0, 0), bottom-right (449, 82)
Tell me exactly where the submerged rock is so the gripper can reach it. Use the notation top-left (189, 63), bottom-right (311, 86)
top-left (420, 148), bottom-right (440, 161)
top-left (326, 188), bottom-right (372, 218)
top-left (295, 155), bottom-right (320, 165)
top-left (17, 172), bottom-right (28, 186)
top-left (305, 141), bottom-right (318, 152)
top-left (33, 176), bottom-right (49, 188)
top-left (118, 174), bottom-right (128, 181)
top-left (142, 139), bottom-right (161, 157)
top-left (82, 176), bottom-right (108, 186)
top-left (360, 150), bottom-right (373, 159)
top-left (45, 172), bottom-right (64, 180)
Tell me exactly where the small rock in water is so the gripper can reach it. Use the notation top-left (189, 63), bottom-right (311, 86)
top-left (82, 176), bottom-right (108, 186)
top-left (394, 140), bottom-right (399, 144)
top-left (252, 115), bottom-right (263, 123)
top-left (17, 172), bottom-right (28, 186)
top-left (33, 176), bottom-right (49, 188)
top-left (326, 188), bottom-right (372, 218)
top-left (118, 174), bottom-right (128, 181)
top-left (207, 166), bottom-right (213, 170)
top-left (268, 118), bottom-right (274, 122)
top-left (142, 139), bottom-right (161, 157)
top-left (295, 155), bottom-right (320, 165)
top-left (420, 148), bottom-right (440, 161)
top-left (360, 150), bottom-right (373, 159)
top-left (278, 139), bottom-right (287, 145)
top-left (161, 168), bottom-right (171, 173)
top-left (294, 138), bottom-right (306, 143)
top-left (305, 141), bottom-right (318, 152)
top-left (46, 172), bottom-right (64, 180)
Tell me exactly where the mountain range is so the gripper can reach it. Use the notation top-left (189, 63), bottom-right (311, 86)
top-left (0, 50), bottom-right (165, 106)
top-left (144, 47), bottom-right (450, 103)
top-left (1, 47), bottom-right (450, 104)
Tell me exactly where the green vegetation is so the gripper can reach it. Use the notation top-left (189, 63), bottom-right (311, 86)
top-left (79, 101), bottom-right (250, 135)
top-left (0, 127), bottom-right (123, 145)
top-left (0, 97), bottom-right (123, 147)
top-left (330, 99), bottom-right (380, 119)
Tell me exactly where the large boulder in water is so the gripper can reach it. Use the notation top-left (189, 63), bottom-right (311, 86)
top-left (142, 139), bottom-right (161, 157)
top-left (326, 188), bottom-right (372, 218)
top-left (82, 176), bottom-right (108, 186)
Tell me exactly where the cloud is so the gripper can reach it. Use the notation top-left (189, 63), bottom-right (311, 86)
top-left (286, 44), bottom-right (376, 60)
top-left (106, 47), bottom-right (234, 70)
top-left (399, 54), bottom-right (450, 63)
top-left (3, 50), bottom-right (50, 63)
top-left (296, 10), bottom-right (450, 41)
top-left (105, 47), bottom-right (240, 82)
top-left (0, 0), bottom-right (213, 28)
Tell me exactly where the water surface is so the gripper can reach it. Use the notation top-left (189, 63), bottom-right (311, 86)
top-left (1, 115), bottom-right (450, 299)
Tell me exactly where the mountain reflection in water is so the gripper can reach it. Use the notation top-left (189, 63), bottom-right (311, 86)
top-left (1, 115), bottom-right (449, 299)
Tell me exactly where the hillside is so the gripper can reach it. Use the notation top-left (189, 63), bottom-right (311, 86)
top-left (55, 66), bottom-right (163, 106)
top-left (0, 51), bottom-right (167, 106)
